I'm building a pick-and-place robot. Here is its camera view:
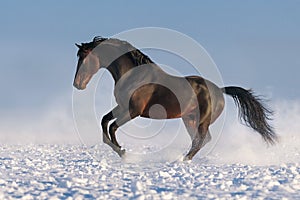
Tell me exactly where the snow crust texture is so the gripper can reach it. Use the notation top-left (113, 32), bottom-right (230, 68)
top-left (0, 144), bottom-right (299, 199)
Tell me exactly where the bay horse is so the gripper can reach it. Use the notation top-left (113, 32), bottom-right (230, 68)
top-left (73, 36), bottom-right (277, 161)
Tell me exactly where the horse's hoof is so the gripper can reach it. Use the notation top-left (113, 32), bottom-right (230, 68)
top-left (103, 136), bottom-right (110, 145)
top-left (117, 149), bottom-right (126, 157)
top-left (183, 155), bottom-right (192, 161)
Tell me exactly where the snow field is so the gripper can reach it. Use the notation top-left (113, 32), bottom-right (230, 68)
top-left (0, 144), bottom-right (299, 199)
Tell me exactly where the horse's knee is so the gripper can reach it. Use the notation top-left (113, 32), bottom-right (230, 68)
top-left (101, 116), bottom-right (106, 125)
top-left (101, 114), bottom-right (111, 127)
top-left (101, 118), bottom-right (107, 131)
top-left (101, 112), bottom-right (115, 135)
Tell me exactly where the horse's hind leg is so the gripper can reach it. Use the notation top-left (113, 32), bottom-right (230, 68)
top-left (202, 130), bottom-right (212, 148)
top-left (183, 115), bottom-right (199, 142)
top-left (183, 116), bottom-right (211, 148)
top-left (183, 123), bottom-right (209, 161)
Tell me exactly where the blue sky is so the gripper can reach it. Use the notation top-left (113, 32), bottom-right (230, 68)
top-left (0, 1), bottom-right (299, 143)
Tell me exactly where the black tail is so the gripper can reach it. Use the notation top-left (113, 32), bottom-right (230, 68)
top-left (223, 86), bottom-right (277, 144)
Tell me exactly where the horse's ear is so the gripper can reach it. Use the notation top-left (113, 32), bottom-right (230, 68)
top-left (75, 43), bottom-right (81, 48)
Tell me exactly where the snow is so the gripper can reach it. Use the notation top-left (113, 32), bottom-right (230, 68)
top-left (0, 100), bottom-right (299, 199)
top-left (0, 144), bottom-right (299, 199)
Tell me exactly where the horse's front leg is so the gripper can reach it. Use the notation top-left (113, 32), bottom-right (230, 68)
top-left (101, 106), bottom-right (120, 145)
top-left (109, 110), bottom-right (138, 157)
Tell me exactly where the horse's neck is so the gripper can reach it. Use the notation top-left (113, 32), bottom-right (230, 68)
top-left (105, 55), bottom-right (137, 83)
top-left (96, 43), bottom-right (134, 83)
top-left (98, 42), bottom-right (165, 83)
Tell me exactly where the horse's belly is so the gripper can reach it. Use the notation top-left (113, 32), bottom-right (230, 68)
top-left (141, 100), bottom-right (182, 119)
top-left (140, 92), bottom-right (198, 119)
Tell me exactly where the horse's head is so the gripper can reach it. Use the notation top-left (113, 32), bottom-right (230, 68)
top-left (73, 37), bottom-right (107, 90)
top-left (73, 43), bottom-right (100, 90)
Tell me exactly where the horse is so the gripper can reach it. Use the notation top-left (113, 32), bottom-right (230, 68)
top-left (73, 36), bottom-right (277, 161)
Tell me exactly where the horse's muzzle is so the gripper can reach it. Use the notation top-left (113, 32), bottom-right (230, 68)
top-left (73, 81), bottom-right (85, 90)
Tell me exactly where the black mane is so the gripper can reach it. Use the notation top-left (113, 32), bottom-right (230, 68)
top-left (129, 48), bottom-right (154, 66)
top-left (84, 36), bottom-right (154, 66)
